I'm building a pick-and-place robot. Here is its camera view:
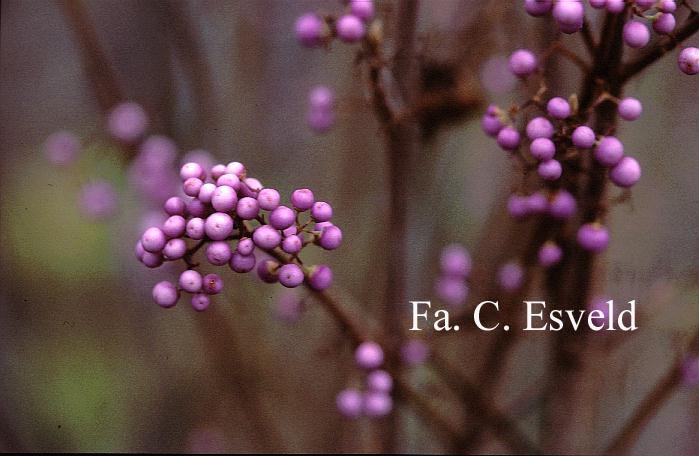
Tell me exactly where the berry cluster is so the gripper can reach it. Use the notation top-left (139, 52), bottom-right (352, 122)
top-left (336, 341), bottom-right (394, 418)
top-left (434, 244), bottom-right (473, 307)
top-left (294, 0), bottom-right (376, 133)
top-left (136, 161), bottom-right (342, 311)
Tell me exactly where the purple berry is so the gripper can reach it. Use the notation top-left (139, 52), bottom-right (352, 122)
top-left (350, 0), bottom-right (375, 21)
top-left (163, 238), bottom-right (187, 260)
top-left (482, 110), bottom-right (504, 137)
top-left (204, 212), bottom-right (234, 241)
top-left (253, 225), bottom-right (282, 250)
top-left (364, 392), bottom-right (393, 417)
top-left (197, 182), bottom-right (217, 204)
top-left (549, 190), bottom-right (577, 219)
top-left (257, 259), bottom-right (280, 283)
top-left (401, 340), bottom-right (429, 365)
top-left (311, 201), bottom-right (333, 222)
top-left (226, 161), bottom-right (246, 178)
top-left (594, 136), bottom-right (624, 167)
top-left (497, 126), bottom-right (521, 151)
top-left (659, 0), bottom-right (677, 13)
top-left (212, 185), bottom-right (238, 212)
top-left (142, 227), bottom-right (167, 253)
top-left (283, 226), bottom-right (298, 237)
top-left (216, 173), bottom-right (241, 190)
top-left (163, 215), bottom-right (186, 238)
top-left (108, 101), bottom-right (147, 142)
top-left (241, 177), bottom-right (262, 198)
top-left (164, 196), bottom-right (186, 216)
top-left (609, 156), bottom-right (641, 188)
top-left (439, 244), bottom-right (472, 278)
top-left (206, 241), bottom-right (232, 266)
top-left (498, 262), bottom-right (524, 292)
top-left (45, 130), bottom-right (80, 165)
top-left (202, 273), bottom-right (224, 295)
top-left (309, 86), bottom-right (335, 111)
top-left (180, 162), bottom-right (205, 181)
top-left (355, 341), bottom-right (384, 369)
top-left (191, 293), bottom-right (210, 312)
top-left (152, 281), bottom-right (179, 308)
top-left (589, 0), bottom-right (606, 9)
top-left (257, 188), bottom-right (281, 211)
top-left (187, 198), bottom-right (208, 218)
top-left (538, 241), bottom-right (563, 267)
top-left (336, 388), bottom-right (363, 418)
top-left (282, 235), bottom-right (303, 254)
top-left (210, 164), bottom-right (227, 180)
top-left (546, 97), bottom-right (571, 119)
top-left (509, 49), bottom-right (538, 77)
top-left (179, 269), bottom-right (203, 293)
top-left (236, 197), bottom-right (260, 220)
top-left (618, 97), bottom-right (642, 121)
top-left (538, 159), bottom-right (562, 181)
top-left (230, 252), bottom-right (256, 273)
top-left (527, 192), bottom-right (549, 214)
top-left (278, 263), bottom-right (305, 288)
top-left (552, 0), bottom-right (584, 34)
top-left (291, 189), bottom-right (315, 210)
top-left (524, 0), bottom-right (553, 16)
top-left (526, 116), bottom-right (554, 140)
top-left (135, 240), bottom-right (145, 261)
top-left (530, 137), bottom-right (556, 161)
top-left (507, 194), bottom-right (530, 219)
top-left (308, 264), bottom-right (333, 290)
top-left (577, 223), bottom-right (610, 252)
top-left (142, 251), bottom-right (163, 268)
top-left (653, 13), bottom-right (676, 35)
top-left (435, 276), bottom-right (468, 307)
top-left (269, 206), bottom-right (296, 230)
top-left (183, 177), bottom-right (203, 197)
top-left (572, 125), bottom-right (596, 148)
top-left (319, 225), bottom-right (343, 250)
top-left (678, 47), bottom-right (699, 75)
top-left (186, 217), bottom-right (205, 240)
top-left (295, 13), bottom-right (325, 47)
top-left (307, 109), bottom-right (336, 133)
top-left (237, 237), bottom-right (255, 256)
top-left (623, 21), bottom-right (650, 49)
top-left (366, 369), bottom-right (393, 393)
top-left (336, 14), bottom-right (365, 43)
top-left (605, 0), bottom-right (625, 13)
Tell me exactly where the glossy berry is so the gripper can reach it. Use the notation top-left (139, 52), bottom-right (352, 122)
top-left (212, 185), bottom-right (238, 212)
top-left (180, 162), bottom-right (205, 181)
top-left (142, 252), bottom-right (163, 268)
top-left (278, 263), bottom-right (304, 288)
top-left (197, 183), bottom-right (217, 204)
top-left (253, 225), bottom-right (282, 249)
top-left (366, 370), bottom-right (393, 393)
top-left (308, 264), bottom-right (333, 290)
top-left (538, 241), bottom-right (563, 267)
top-left (311, 202), bottom-right (333, 222)
top-left (183, 177), bottom-right (203, 197)
top-left (577, 223), bottom-right (610, 253)
top-left (364, 392), bottom-right (393, 417)
top-left (291, 189), bottom-right (315, 210)
top-left (237, 238), bottom-right (255, 256)
top-left (319, 225), bottom-right (343, 250)
top-left (202, 273), bottom-right (224, 295)
top-left (653, 13), bottom-right (676, 35)
top-left (309, 86), bottom-right (335, 111)
top-left (163, 215), bottom-right (186, 238)
top-left (609, 156), bottom-right (641, 188)
top-left (526, 117), bottom-right (554, 140)
top-left (230, 252), bottom-right (256, 273)
top-left (217, 173), bottom-right (240, 190)
top-left (530, 137), bottom-right (556, 161)
top-left (497, 126), bottom-right (521, 151)
top-left (355, 341), bottom-right (384, 369)
top-left (527, 192), bottom-right (549, 214)
top-left (45, 130), bottom-right (80, 166)
top-left (269, 206), bottom-right (296, 230)
top-left (164, 196), bottom-right (186, 216)
top-left (162, 238), bottom-right (186, 260)
top-left (659, 0), bottom-right (677, 13)
top-left (618, 97), bottom-right (642, 121)
top-left (336, 388), bottom-right (363, 418)
top-left (204, 213), bottom-right (234, 241)
top-left (336, 14), bottom-right (365, 43)
top-left (538, 159), bottom-right (562, 181)
top-left (572, 125), bottom-right (596, 148)
top-left (623, 21), bottom-right (650, 49)
top-left (605, 0), bottom-right (625, 13)
top-left (152, 281), bottom-right (179, 308)
top-left (524, 0), bottom-right (552, 16)
top-left (257, 188), bottom-right (281, 211)
top-left (549, 190), bottom-right (577, 219)
top-left (678, 47), bottom-right (699, 75)
top-left (206, 241), bottom-right (232, 266)
top-left (546, 97), bottom-right (571, 119)
top-left (482, 110), bottom-right (504, 137)
top-left (594, 136), bottom-right (624, 167)
top-left (439, 244), bottom-right (472, 278)
top-left (186, 217), bottom-right (205, 240)
top-left (295, 13), bottom-right (325, 47)
top-left (282, 235), bottom-right (303, 254)
top-left (142, 227), bottom-right (167, 253)
top-left (236, 197), bottom-right (260, 220)
top-left (179, 269), bottom-right (203, 293)
top-left (552, 0), bottom-right (584, 34)
top-left (191, 293), bottom-right (210, 312)
top-left (350, 0), bottom-right (375, 21)
top-left (509, 49), bottom-right (538, 77)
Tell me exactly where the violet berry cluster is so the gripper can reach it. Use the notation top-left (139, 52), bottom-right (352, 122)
top-left (434, 244), bottom-right (472, 307)
top-left (136, 160), bottom-right (342, 311)
top-left (294, 0), bottom-right (376, 133)
top-left (336, 341), bottom-right (394, 418)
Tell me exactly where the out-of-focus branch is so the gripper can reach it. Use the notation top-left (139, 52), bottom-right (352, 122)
top-left (604, 328), bottom-right (699, 454)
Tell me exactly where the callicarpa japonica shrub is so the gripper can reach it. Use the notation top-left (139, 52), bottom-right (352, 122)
top-left (23, 0), bottom-right (699, 453)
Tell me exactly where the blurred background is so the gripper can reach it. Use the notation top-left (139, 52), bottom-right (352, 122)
top-left (1, 0), bottom-right (698, 453)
